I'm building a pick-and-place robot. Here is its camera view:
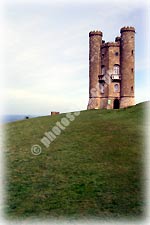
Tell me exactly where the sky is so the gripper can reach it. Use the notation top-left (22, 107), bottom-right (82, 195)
top-left (2, 0), bottom-right (150, 115)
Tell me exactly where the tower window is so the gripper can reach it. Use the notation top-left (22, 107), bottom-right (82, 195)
top-left (101, 65), bottom-right (106, 75)
top-left (113, 64), bottom-right (120, 74)
top-left (102, 53), bottom-right (104, 58)
top-left (100, 83), bottom-right (104, 94)
top-left (131, 86), bottom-right (134, 92)
top-left (132, 50), bottom-right (134, 55)
top-left (114, 84), bottom-right (119, 92)
top-left (115, 52), bottom-right (119, 56)
top-left (131, 68), bottom-right (134, 72)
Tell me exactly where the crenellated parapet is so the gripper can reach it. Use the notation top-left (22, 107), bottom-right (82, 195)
top-left (101, 42), bottom-right (120, 48)
top-left (89, 31), bottom-right (103, 37)
top-left (120, 26), bottom-right (135, 33)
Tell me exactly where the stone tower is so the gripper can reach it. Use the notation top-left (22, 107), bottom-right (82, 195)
top-left (120, 27), bottom-right (135, 108)
top-left (87, 26), bottom-right (135, 109)
top-left (88, 31), bottom-right (103, 109)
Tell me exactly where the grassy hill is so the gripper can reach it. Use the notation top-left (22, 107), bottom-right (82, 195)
top-left (4, 103), bottom-right (146, 220)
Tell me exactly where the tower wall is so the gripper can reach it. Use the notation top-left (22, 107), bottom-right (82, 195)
top-left (101, 43), bottom-right (121, 109)
top-left (107, 44), bottom-right (120, 109)
top-left (100, 44), bottom-right (109, 108)
top-left (120, 26), bottom-right (135, 108)
top-left (87, 31), bottom-right (102, 109)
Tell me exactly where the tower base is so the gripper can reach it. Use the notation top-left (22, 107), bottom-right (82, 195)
top-left (120, 97), bottom-right (135, 108)
top-left (87, 97), bottom-right (108, 109)
top-left (87, 98), bottom-right (100, 109)
top-left (87, 97), bottom-right (135, 109)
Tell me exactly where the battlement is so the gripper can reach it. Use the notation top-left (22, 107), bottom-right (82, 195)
top-left (120, 26), bottom-right (135, 33)
top-left (101, 42), bottom-right (120, 48)
top-left (89, 31), bottom-right (103, 37)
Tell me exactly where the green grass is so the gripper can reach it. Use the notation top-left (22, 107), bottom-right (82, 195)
top-left (4, 102), bottom-right (147, 220)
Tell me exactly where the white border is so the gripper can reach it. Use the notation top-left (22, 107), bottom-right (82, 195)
top-left (0, 0), bottom-right (149, 224)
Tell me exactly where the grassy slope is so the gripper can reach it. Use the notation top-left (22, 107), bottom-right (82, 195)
top-left (5, 103), bottom-right (146, 220)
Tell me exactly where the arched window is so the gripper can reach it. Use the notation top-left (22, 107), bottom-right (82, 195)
top-left (101, 65), bottom-right (106, 75)
top-left (113, 64), bottom-right (120, 74)
top-left (100, 83), bottom-right (104, 94)
top-left (114, 84), bottom-right (119, 92)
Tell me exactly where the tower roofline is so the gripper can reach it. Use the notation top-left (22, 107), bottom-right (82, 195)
top-left (120, 26), bottom-right (135, 33)
top-left (89, 31), bottom-right (103, 37)
top-left (101, 42), bottom-right (120, 48)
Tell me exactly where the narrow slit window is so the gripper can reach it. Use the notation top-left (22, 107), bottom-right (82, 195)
top-left (101, 65), bottom-right (105, 75)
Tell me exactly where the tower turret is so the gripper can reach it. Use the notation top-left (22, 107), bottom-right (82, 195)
top-left (120, 26), bottom-right (135, 108)
top-left (87, 31), bottom-right (103, 109)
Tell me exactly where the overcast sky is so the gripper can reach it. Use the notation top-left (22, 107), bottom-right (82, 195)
top-left (3, 0), bottom-right (149, 115)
